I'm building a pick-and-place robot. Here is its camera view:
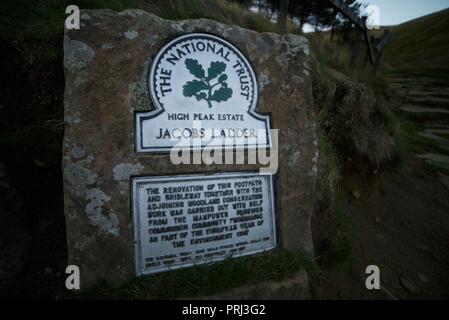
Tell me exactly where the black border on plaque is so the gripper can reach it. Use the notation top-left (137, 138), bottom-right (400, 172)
top-left (133, 32), bottom-right (273, 154)
top-left (129, 170), bottom-right (279, 277)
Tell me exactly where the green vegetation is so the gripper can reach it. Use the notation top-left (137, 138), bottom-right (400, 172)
top-left (0, 0), bottom-right (139, 41)
top-left (77, 249), bottom-right (315, 299)
top-left (383, 8), bottom-right (449, 77)
top-left (381, 10), bottom-right (449, 175)
top-left (0, 0), bottom-right (283, 92)
top-left (396, 121), bottom-right (449, 176)
top-left (303, 35), bottom-right (405, 250)
top-left (0, 0), bottom-right (281, 43)
top-left (311, 40), bottom-right (398, 166)
top-left (423, 161), bottom-right (449, 176)
top-left (398, 122), bottom-right (449, 156)
top-left (309, 30), bottom-right (402, 276)
top-left (315, 208), bottom-right (352, 267)
top-left (147, 0), bottom-right (282, 33)
top-left (315, 127), bottom-right (342, 200)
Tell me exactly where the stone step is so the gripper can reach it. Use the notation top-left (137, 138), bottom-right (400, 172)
top-left (424, 128), bottom-right (449, 135)
top-left (387, 78), bottom-right (448, 86)
top-left (407, 90), bottom-right (449, 99)
top-left (391, 84), bottom-right (440, 93)
top-left (385, 73), bottom-right (448, 81)
top-left (404, 97), bottom-right (449, 109)
top-left (418, 153), bottom-right (449, 165)
top-left (396, 88), bottom-right (449, 99)
top-left (399, 106), bottom-right (449, 124)
top-left (427, 124), bottom-right (449, 129)
top-left (193, 270), bottom-right (310, 299)
top-left (400, 105), bottom-right (449, 114)
top-left (418, 131), bottom-right (449, 144)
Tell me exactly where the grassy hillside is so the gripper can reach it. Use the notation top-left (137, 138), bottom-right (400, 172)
top-left (0, 0), bottom-right (286, 42)
top-left (383, 8), bottom-right (449, 75)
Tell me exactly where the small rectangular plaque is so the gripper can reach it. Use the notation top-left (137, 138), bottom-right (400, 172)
top-left (132, 172), bottom-right (276, 275)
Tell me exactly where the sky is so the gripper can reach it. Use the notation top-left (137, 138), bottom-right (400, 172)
top-left (361, 0), bottom-right (449, 26)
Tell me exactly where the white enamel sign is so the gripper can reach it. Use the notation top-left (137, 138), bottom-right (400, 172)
top-left (132, 172), bottom-right (276, 275)
top-left (135, 33), bottom-right (271, 153)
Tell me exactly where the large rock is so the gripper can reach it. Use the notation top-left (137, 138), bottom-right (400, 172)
top-left (63, 9), bottom-right (317, 287)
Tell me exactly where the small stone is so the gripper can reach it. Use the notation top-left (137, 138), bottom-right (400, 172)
top-left (374, 216), bottom-right (381, 223)
top-left (352, 190), bottom-right (361, 199)
top-left (33, 158), bottom-right (50, 168)
top-left (400, 276), bottom-right (418, 293)
top-left (417, 273), bottom-right (429, 283)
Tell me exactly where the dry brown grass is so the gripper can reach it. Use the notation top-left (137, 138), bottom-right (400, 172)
top-left (141, 0), bottom-right (294, 33)
top-left (311, 52), bottom-right (397, 199)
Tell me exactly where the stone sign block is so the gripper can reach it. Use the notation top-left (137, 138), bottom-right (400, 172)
top-left (63, 9), bottom-right (318, 287)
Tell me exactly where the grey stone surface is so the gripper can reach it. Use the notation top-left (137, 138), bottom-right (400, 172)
top-left (63, 9), bottom-right (317, 287)
top-left (193, 270), bottom-right (309, 300)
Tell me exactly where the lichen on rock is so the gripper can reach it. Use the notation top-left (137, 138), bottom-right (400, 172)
top-left (63, 38), bottom-right (95, 71)
top-left (113, 162), bottom-right (144, 182)
top-left (85, 188), bottom-right (120, 237)
top-left (62, 9), bottom-right (317, 287)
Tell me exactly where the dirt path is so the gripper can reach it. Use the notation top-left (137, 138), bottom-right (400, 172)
top-left (313, 72), bottom-right (449, 299)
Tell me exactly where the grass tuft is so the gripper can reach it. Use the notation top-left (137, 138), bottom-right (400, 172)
top-left (315, 208), bottom-right (352, 267)
top-left (76, 249), bottom-right (315, 299)
top-left (398, 121), bottom-right (449, 157)
top-left (145, 0), bottom-right (281, 33)
top-left (311, 53), bottom-right (397, 167)
top-left (423, 161), bottom-right (449, 176)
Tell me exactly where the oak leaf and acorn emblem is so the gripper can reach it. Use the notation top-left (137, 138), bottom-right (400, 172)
top-left (182, 58), bottom-right (233, 108)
